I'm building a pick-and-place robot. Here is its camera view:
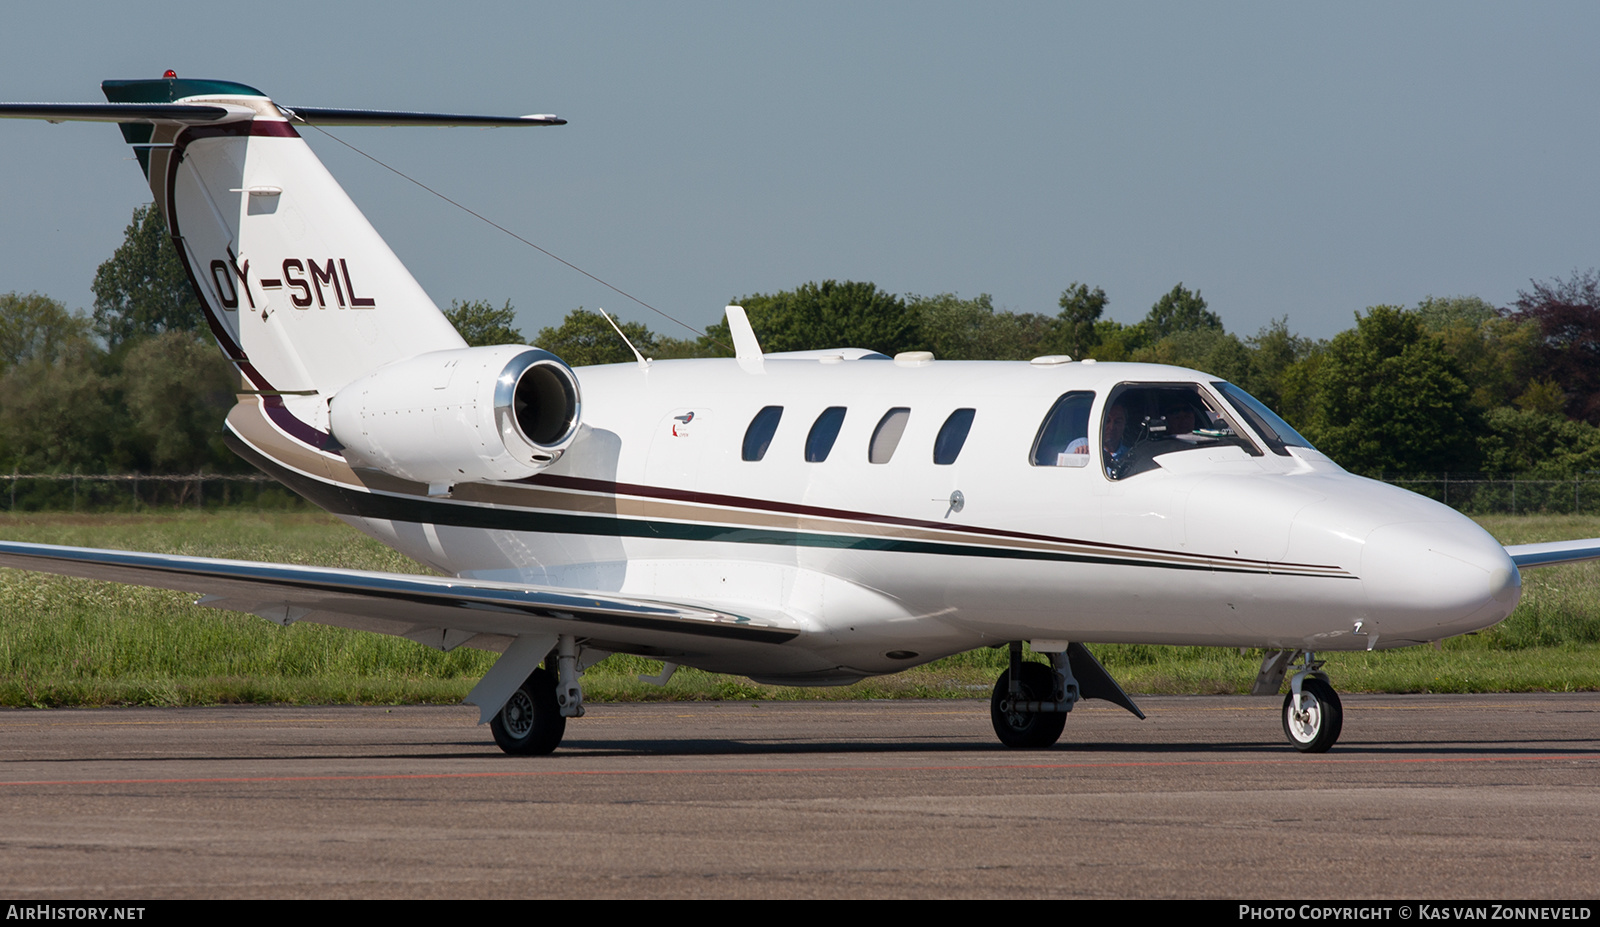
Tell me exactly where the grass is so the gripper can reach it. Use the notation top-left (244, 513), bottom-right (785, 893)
top-left (2, 510), bottom-right (1599, 707)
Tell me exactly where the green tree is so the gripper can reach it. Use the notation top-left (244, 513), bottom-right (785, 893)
top-left (1479, 407), bottom-right (1600, 476)
top-left (1143, 283), bottom-right (1221, 339)
top-left (908, 292), bottom-right (1053, 360)
top-left (1052, 282), bottom-right (1108, 358)
top-left (0, 291), bottom-right (92, 374)
top-left (1132, 328), bottom-right (1252, 384)
top-left (534, 308), bottom-right (659, 366)
top-left (1509, 269), bottom-right (1600, 425)
top-left (1413, 294), bottom-right (1498, 331)
top-left (702, 281), bottom-right (915, 356)
top-left (444, 299), bottom-right (524, 346)
top-left (119, 333), bottom-right (241, 472)
top-left (0, 340), bottom-right (116, 472)
top-left (1307, 305), bottom-right (1480, 474)
top-left (90, 204), bottom-right (202, 348)
top-left (1409, 295), bottom-right (1542, 413)
top-left (1085, 319), bottom-right (1150, 362)
top-left (1242, 317), bottom-right (1325, 423)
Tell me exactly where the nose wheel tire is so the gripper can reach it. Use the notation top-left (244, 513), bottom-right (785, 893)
top-left (990, 661), bottom-right (1068, 749)
top-left (1282, 677), bottom-right (1342, 753)
top-left (491, 666), bottom-right (567, 755)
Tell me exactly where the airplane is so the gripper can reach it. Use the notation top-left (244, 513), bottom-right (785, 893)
top-left (2, 75), bottom-right (1597, 756)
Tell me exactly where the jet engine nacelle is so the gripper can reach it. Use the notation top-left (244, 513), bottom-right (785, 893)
top-left (329, 345), bottom-right (581, 486)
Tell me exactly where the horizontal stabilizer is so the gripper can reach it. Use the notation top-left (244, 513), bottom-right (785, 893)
top-left (0, 102), bottom-right (565, 128)
top-left (1505, 538), bottom-right (1600, 569)
top-left (0, 102), bottom-right (246, 124)
top-left (278, 106), bottom-right (565, 127)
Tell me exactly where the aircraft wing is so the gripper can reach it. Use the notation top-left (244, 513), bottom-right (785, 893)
top-left (0, 540), bottom-right (799, 651)
top-left (1505, 538), bottom-right (1600, 570)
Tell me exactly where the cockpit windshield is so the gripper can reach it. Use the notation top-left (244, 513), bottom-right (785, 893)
top-left (1212, 382), bottom-right (1317, 456)
top-left (1102, 383), bottom-right (1261, 480)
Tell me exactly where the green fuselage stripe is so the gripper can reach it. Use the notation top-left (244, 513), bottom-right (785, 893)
top-left (229, 435), bottom-right (1328, 578)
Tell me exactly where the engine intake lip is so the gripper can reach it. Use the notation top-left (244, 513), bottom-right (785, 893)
top-left (494, 348), bottom-right (581, 458)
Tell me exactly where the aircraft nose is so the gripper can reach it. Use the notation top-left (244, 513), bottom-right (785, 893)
top-left (1360, 520), bottom-right (1520, 643)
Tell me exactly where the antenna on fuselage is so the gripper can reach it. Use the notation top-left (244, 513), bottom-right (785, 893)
top-left (596, 307), bottom-right (651, 369)
top-left (725, 305), bottom-right (765, 375)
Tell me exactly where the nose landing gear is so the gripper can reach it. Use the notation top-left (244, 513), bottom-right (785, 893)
top-left (1283, 676), bottom-right (1342, 753)
top-left (1258, 650), bottom-right (1343, 753)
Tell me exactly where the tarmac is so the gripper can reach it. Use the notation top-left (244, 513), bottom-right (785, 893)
top-left (1, 693), bottom-right (1597, 899)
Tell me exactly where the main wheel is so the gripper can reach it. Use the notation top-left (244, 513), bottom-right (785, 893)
top-left (491, 667), bottom-right (567, 755)
top-left (990, 661), bottom-right (1068, 748)
top-left (1281, 677), bottom-right (1343, 753)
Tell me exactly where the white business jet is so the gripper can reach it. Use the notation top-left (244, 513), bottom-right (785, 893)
top-left (2, 77), bottom-right (1595, 755)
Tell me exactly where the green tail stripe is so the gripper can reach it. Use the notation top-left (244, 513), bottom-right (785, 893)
top-left (102, 77), bottom-right (267, 104)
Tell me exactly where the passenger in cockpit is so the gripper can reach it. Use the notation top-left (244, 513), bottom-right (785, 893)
top-left (1162, 398), bottom-right (1196, 438)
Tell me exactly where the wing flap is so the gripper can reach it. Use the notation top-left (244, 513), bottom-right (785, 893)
top-left (0, 540), bottom-right (799, 646)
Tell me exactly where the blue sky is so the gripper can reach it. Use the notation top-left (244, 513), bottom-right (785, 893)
top-left (2, 2), bottom-right (1597, 344)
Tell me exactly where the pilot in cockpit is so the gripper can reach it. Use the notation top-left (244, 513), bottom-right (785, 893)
top-left (1100, 401), bottom-right (1130, 475)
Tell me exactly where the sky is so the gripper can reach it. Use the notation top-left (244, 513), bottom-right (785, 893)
top-left (2, 2), bottom-right (1597, 344)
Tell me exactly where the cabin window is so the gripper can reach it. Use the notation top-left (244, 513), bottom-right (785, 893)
top-left (805, 407), bottom-right (847, 462)
top-left (1213, 382), bottom-right (1316, 456)
top-left (1030, 392), bottom-right (1095, 467)
top-left (868, 408), bottom-right (911, 464)
top-left (1100, 383), bottom-right (1261, 480)
top-left (933, 408), bottom-right (976, 465)
top-left (742, 406), bottom-right (783, 461)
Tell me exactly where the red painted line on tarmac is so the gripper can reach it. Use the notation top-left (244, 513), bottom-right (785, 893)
top-left (0, 752), bottom-right (1591, 788)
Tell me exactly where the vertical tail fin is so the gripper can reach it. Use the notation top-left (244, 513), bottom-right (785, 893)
top-left (102, 77), bottom-right (467, 398)
top-left (1, 77), bottom-right (562, 452)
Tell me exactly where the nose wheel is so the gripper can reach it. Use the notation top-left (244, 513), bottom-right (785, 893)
top-left (1282, 675), bottom-right (1342, 753)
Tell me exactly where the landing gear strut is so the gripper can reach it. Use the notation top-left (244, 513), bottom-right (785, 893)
top-left (472, 632), bottom-right (598, 756)
top-left (989, 641), bottom-right (1145, 748)
top-left (1261, 650), bottom-right (1343, 753)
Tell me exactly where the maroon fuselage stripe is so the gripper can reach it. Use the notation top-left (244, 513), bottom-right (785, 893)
top-left (522, 473), bottom-right (1342, 571)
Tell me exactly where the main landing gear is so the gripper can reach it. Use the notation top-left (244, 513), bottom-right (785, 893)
top-left (989, 641), bottom-right (1146, 749)
top-left (1255, 649), bottom-right (1343, 753)
top-left (490, 666), bottom-right (566, 755)
top-left (489, 635), bottom-right (589, 756)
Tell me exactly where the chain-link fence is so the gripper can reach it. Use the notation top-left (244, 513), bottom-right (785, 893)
top-left (3, 472), bottom-right (308, 512)
top-left (1375, 474), bottom-right (1600, 515)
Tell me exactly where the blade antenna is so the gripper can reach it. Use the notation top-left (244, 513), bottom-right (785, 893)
top-left (597, 307), bottom-right (651, 368)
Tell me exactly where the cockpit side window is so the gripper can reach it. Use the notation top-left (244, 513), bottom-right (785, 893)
top-left (1030, 392), bottom-right (1095, 467)
top-left (1102, 383), bottom-right (1261, 480)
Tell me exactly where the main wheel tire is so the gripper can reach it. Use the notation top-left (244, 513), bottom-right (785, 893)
top-left (990, 661), bottom-right (1068, 749)
top-left (491, 667), bottom-right (567, 755)
top-left (1281, 677), bottom-right (1343, 753)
